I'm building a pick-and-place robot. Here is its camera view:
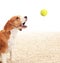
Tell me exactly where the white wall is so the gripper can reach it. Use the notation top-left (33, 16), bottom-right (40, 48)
top-left (0, 0), bottom-right (60, 32)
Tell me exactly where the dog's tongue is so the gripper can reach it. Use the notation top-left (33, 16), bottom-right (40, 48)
top-left (22, 25), bottom-right (27, 28)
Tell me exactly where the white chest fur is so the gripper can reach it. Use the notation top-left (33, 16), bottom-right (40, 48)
top-left (8, 28), bottom-right (19, 50)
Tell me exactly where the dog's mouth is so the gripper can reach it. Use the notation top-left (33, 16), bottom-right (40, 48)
top-left (19, 22), bottom-right (27, 31)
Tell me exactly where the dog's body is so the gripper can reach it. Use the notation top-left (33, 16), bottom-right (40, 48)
top-left (0, 16), bottom-right (27, 63)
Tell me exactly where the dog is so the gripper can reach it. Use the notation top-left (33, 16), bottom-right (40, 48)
top-left (0, 16), bottom-right (27, 63)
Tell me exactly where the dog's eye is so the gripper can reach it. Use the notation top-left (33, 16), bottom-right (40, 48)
top-left (16, 17), bottom-right (19, 20)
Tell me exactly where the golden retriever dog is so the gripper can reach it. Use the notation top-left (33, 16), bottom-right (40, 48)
top-left (0, 16), bottom-right (27, 63)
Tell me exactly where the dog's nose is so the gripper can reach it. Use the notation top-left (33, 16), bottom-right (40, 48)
top-left (24, 16), bottom-right (27, 19)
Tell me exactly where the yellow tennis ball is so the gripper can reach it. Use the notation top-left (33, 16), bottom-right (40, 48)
top-left (40, 9), bottom-right (48, 16)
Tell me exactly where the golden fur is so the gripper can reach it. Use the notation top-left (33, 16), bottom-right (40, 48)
top-left (0, 16), bottom-right (22, 54)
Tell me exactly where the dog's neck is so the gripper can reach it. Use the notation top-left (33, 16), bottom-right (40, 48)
top-left (2, 28), bottom-right (19, 40)
top-left (10, 28), bottom-right (19, 39)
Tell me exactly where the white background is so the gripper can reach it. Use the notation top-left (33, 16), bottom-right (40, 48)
top-left (0, 0), bottom-right (60, 32)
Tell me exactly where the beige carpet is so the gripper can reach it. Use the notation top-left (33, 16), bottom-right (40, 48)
top-left (10, 32), bottom-right (60, 63)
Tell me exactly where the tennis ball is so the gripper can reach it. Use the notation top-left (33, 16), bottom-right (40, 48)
top-left (40, 9), bottom-right (48, 16)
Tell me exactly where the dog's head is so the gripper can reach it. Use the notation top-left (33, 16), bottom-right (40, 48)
top-left (4, 16), bottom-right (28, 31)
